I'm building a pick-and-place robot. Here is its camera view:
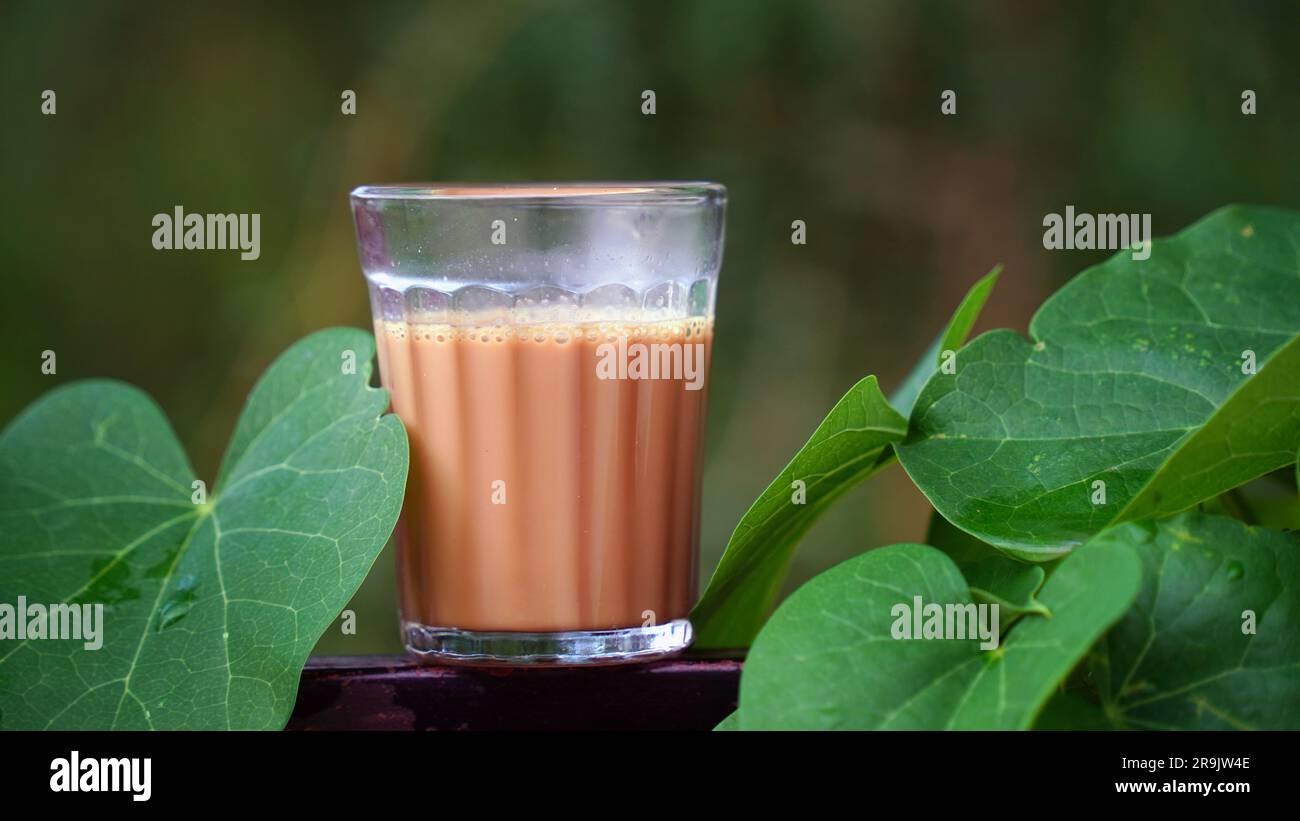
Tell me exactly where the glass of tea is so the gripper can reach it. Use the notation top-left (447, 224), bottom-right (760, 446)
top-left (350, 183), bottom-right (725, 664)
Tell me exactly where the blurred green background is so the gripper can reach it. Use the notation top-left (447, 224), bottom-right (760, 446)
top-left (2, 0), bottom-right (1297, 654)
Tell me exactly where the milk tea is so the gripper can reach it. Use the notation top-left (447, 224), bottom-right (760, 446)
top-left (375, 317), bottom-right (712, 633)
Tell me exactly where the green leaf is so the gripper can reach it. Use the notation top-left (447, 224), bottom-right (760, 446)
top-left (736, 539), bottom-right (1140, 729)
top-left (690, 376), bottom-right (907, 649)
top-left (1033, 691), bottom-right (1112, 730)
top-left (690, 268), bottom-right (998, 649)
top-left (713, 710), bottom-right (739, 731)
top-left (926, 510), bottom-right (1048, 620)
top-left (890, 266), bottom-right (1002, 418)
top-left (0, 328), bottom-right (407, 730)
top-left (1091, 512), bottom-right (1300, 730)
top-left (897, 205), bottom-right (1300, 560)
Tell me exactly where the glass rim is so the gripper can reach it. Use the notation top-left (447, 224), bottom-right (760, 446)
top-left (349, 181), bottom-right (726, 206)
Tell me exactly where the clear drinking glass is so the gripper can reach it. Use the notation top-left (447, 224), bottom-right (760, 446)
top-left (350, 183), bottom-right (726, 664)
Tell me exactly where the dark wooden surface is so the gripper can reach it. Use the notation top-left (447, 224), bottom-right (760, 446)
top-left (288, 654), bottom-right (742, 730)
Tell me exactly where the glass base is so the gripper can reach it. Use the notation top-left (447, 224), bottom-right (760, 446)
top-left (403, 618), bottom-right (693, 666)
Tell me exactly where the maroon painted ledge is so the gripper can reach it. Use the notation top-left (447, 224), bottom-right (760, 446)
top-left (287, 653), bottom-right (743, 731)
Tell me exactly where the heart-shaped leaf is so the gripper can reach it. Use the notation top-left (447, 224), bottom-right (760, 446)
top-left (735, 539), bottom-right (1140, 729)
top-left (1090, 512), bottom-right (1300, 729)
top-left (898, 205), bottom-right (1300, 560)
top-left (0, 328), bottom-right (407, 730)
top-left (690, 376), bottom-right (907, 649)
